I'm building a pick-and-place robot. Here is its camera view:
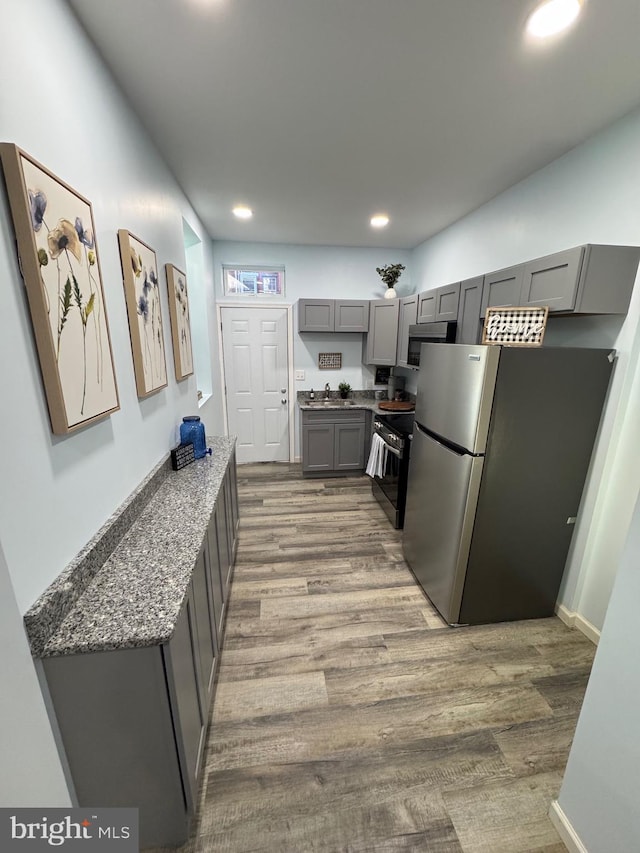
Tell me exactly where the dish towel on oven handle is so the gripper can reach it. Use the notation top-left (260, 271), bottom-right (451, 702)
top-left (366, 432), bottom-right (388, 478)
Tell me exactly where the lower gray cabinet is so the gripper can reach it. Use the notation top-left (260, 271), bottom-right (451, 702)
top-left (40, 457), bottom-right (239, 850)
top-left (302, 409), bottom-right (367, 476)
top-left (42, 619), bottom-right (197, 848)
top-left (165, 586), bottom-right (208, 813)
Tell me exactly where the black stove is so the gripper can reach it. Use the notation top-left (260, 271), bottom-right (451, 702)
top-left (375, 411), bottom-right (415, 438)
top-left (370, 410), bottom-right (415, 529)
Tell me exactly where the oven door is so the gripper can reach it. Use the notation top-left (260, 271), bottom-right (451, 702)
top-left (372, 439), bottom-right (405, 528)
top-left (374, 441), bottom-right (402, 506)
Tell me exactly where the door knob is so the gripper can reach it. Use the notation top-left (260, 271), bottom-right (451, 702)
top-left (281, 388), bottom-right (287, 394)
top-left (281, 398), bottom-right (287, 404)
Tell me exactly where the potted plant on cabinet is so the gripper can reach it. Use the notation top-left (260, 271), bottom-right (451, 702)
top-left (376, 263), bottom-right (405, 299)
top-left (338, 382), bottom-right (351, 399)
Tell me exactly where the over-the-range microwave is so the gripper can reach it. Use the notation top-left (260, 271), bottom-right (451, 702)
top-left (407, 321), bottom-right (457, 367)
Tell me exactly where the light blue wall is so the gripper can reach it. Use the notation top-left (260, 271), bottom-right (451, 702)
top-left (212, 242), bottom-right (413, 451)
top-left (557, 487), bottom-right (640, 851)
top-left (0, 542), bottom-right (70, 806)
top-left (410, 106), bottom-right (640, 633)
top-left (0, 0), bottom-right (223, 803)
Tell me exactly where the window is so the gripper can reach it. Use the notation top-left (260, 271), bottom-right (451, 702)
top-left (223, 265), bottom-right (285, 296)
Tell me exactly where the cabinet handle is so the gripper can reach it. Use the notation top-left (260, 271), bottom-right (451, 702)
top-left (281, 398), bottom-right (287, 404)
top-left (281, 388), bottom-right (287, 394)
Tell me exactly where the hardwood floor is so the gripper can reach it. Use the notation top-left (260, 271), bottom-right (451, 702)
top-left (158, 463), bottom-right (595, 852)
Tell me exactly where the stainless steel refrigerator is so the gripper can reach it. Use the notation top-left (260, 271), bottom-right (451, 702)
top-left (402, 343), bottom-right (613, 626)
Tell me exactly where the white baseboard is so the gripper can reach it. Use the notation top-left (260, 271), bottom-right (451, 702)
top-left (555, 604), bottom-right (600, 646)
top-left (549, 800), bottom-right (589, 853)
top-left (556, 604), bottom-right (575, 628)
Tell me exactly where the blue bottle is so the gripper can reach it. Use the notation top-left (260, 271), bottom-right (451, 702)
top-left (180, 416), bottom-right (208, 459)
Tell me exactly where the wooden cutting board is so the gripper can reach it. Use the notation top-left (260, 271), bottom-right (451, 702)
top-left (377, 401), bottom-right (415, 411)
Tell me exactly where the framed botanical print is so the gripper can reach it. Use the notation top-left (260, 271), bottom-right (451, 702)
top-left (117, 230), bottom-right (168, 398)
top-left (165, 263), bottom-right (194, 381)
top-left (0, 143), bottom-right (120, 434)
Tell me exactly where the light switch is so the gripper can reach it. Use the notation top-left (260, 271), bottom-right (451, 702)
top-left (295, 370), bottom-right (305, 381)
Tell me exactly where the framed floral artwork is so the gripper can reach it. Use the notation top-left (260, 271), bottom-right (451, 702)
top-left (0, 143), bottom-right (120, 434)
top-left (165, 263), bottom-right (194, 381)
top-left (117, 230), bottom-right (168, 398)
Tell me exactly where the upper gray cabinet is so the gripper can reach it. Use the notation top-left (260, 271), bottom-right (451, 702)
top-left (335, 300), bottom-right (370, 331)
top-left (521, 244), bottom-right (640, 315)
top-left (456, 276), bottom-right (484, 344)
top-left (481, 244), bottom-right (640, 318)
top-left (364, 299), bottom-right (400, 365)
top-left (480, 265), bottom-right (524, 318)
top-left (417, 282), bottom-right (460, 323)
top-left (417, 291), bottom-right (436, 323)
top-left (298, 299), bottom-right (334, 332)
top-left (396, 294), bottom-right (418, 368)
top-left (520, 247), bottom-right (584, 312)
top-left (298, 299), bottom-right (369, 332)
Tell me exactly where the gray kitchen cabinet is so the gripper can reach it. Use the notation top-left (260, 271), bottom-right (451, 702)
top-left (520, 244), bottom-right (640, 314)
top-left (298, 299), bottom-right (335, 332)
top-left (434, 282), bottom-right (460, 321)
top-left (364, 299), bottom-right (400, 365)
top-left (298, 299), bottom-right (369, 332)
top-left (164, 585), bottom-right (207, 812)
top-left (396, 294), bottom-right (418, 367)
top-left (520, 247), bottom-right (584, 312)
top-left (417, 282), bottom-right (460, 323)
top-left (205, 513), bottom-right (225, 643)
top-left (302, 408), bottom-right (367, 476)
top-left (417, 291), bottom-right (436, 323)
top-left (39, 454), bottom-right (239, 850)
top-left (301, 421), bottom-right (334, 473)
top-left (456, 276), bottom-right (484, 344)
top-left (42, 590), bottom-right (204, 848)
top-left (191, 544), bottom-right (218, 714)
top-left (480, 264), bottom-right (524, 318)
top-left (335, 300), bottom-right (370, 331)
top-left (481, 244), bottom-right (640, 319)
top-left (335, 421), bottom-right (366, 470)
top-left (215, 490), bottom-right (232, 597)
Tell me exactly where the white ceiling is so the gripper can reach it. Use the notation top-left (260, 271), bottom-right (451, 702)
top-left (66, 0), bottom-right (640, 249)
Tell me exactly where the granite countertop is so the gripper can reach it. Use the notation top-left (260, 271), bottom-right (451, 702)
top-left (30, 436), bottom-right (236, 659)
top-left (297, 394), bottom-right (414, 415)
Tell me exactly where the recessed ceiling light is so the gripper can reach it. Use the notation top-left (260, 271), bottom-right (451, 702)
top-left (232, 205), bottom-right (253, 220)
top-left (526, 0), bottom-right (583, 38)
top-left (370, 214), bottom-right (389, 229)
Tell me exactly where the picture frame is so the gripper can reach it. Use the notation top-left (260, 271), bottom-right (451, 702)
top-left (482, 305), bottom-right (549, 347)
top-left (117, 229), bottom-right (168, 397)
top-left (0, 143), bottom-right (120, 434)
top-left (165, 263), bottom-right (194, 381)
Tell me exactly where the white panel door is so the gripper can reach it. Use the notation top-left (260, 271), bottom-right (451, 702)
top-left (221, 307), bottom-right (289, 463)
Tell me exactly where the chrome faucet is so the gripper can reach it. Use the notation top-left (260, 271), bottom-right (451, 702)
top-left (324, 382), bottom-right (330, 399)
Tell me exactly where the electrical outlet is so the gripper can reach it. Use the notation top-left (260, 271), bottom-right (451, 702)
top-left (295, 370), bottom-right (305, 381)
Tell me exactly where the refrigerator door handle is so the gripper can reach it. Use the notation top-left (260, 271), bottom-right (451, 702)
top-left (414, 421), bottom-right (472, 458)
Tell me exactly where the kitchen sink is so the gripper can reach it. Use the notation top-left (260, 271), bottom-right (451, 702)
top-left (305, 399), bottom-right (356, 407)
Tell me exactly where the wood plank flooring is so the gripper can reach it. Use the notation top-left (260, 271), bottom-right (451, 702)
top-left (153, 463), bottom-right (595, 852)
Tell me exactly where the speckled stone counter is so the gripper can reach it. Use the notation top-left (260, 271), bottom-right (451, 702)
top-left (24, 436), bottom-right (236, 659)
top-left (297, 390), bottom-right (414, 415)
